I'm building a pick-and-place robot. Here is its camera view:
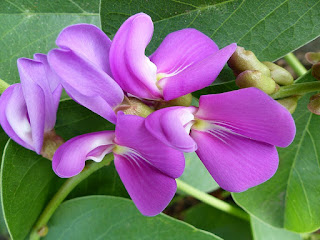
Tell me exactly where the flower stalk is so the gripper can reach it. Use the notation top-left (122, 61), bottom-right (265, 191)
top-left (176, 179), bottom-right (250, 221)
top-left (284, 53), bottom-right (307, 77)
top-left (29, 154), bottom-right (114, 240)
top-left (270, 81), bottom-right (320, 100)
top-left (0, 79), bottom-right (9, 94)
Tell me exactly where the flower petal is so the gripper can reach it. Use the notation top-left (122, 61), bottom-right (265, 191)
top-left (196, 88), bottom-right (296, 147)
top-left (114, 154), bottom-right (177, 216)
top-left (145, 106), bottom-right (197, 152)
top-left (161, 43), bottom-right (237, 100)
top-left (33, 53), bottom-right (62, 110)
top-left (110, 13), bottom-right (161, 99)
top-left (18, 58), bottom-right (49, 153)
top-left (150, 28), bottom-right (219, 74)
top-left (0, 84), bottom-right (34, 150)
top-left (56, 24), bottom-right (112, 75)
top-left (115, 113), bottom-right (185, 178)
top-left (48, 49), bottom-right (124, 123)
top-left (191, 130), bottom-right (279, 192)
top-left (52, 131), bottom-right (115, 178)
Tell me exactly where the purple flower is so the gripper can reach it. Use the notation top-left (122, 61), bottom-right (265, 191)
top-left (109, 13), bottom-right (237, 100)
top-left (0, 54), bottom-right (62, 154)
top-left (145, 88), bottom-right (296, 192)
top-left (53, 113), bottom-right (185, 216)
top-left (48, 24), bottom-right (124, 124)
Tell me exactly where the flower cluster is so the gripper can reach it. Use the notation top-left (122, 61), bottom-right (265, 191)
top-left (0, 13), bottom-right (296, 216)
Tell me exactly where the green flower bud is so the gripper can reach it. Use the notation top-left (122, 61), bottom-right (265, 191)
top-left (305, 52), bottom-right (320, 65)
top-left (235, 70), bottom-right (277, 94)
top-left (312, 62), bottom-right (320, 80)
top-left (41, 130), bottom-right (64, 160)
top-left (155, 93), bottom-right (193, 109)
top-left (276, 96), bottom-right (300, 114)
top-left (228, 46), bottom-right (271, 76)
top-left (116, 97), bottom-right (155, 118)
top-left (262, 61), bottom-right (293, 86)
top-left (308, 93), bottom-right (320, 115)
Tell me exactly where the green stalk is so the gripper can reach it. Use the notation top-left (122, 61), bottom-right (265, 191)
top-left (270, 81), bottom-right (320, 99)
top-left (0, 79), bottom-right (10, 94)
top-left (176, 179), bottom-right (250, 221)
top-left (29, 154), bottom-right (114, 240)
top-left (284, 53), bottom-right (308, 77)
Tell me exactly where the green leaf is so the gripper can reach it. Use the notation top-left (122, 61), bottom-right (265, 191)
top-left (0, 128), bottom-right (9, 237)
top-left (0, 0), bottom-right (100, 85)
top-left (179, 152), bottom-right (219, 193)
top-left (0, 99), bottom-right (126, 240)
top-left (233, 72), bottom-right (320, 233)
top-left (184, 203), bottom-right (252, 240)
top-left (251, 216), bottom-right (302, 240)
top-left (44, 196), bottom-right (222, 240)
top-left (100, 0), bottom-right (320, 65)
top-left (0, 128), bottom-right (8, 161)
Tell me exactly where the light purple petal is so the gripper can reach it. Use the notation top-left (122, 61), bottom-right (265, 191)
top-left (56, 24), bottom-right (112, 75)
top-left (191, 130), bottom-right (279, 192)
top-left (110, 13), bottom-right (161, 99)
top-left (0, 84), bottom-right (34, 151)
top-left (161, 43), bottom-right (237, 100)
top-left (196, 88), bottom-right (296, 147)
top-left (33, 53), bottom-right (62, 113)
top-left (48, 49), bottom-right (124, 123)
top-left (18, 58), bottom-right (50, 153)
top-left (114, 154), bottom-right (177, 216)
top-left (115, 113), bottom-right (185, 178)
top-left (52, 131), bottom-right (115, 178)
top-left (145, 106), bottom-right (197, 152)
top-left (150, 28), bottom-right (219, 74)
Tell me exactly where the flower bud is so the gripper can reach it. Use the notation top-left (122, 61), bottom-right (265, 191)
top-left (276, 96), bottom-right (299, 114)
top-left (312, 62), bottom-right (320, 80)
top-left (235, 70), bottom-right (277, 94)
top-left (262, 61), bottom-right (293, 86)
top-left (41, 130), bottom-right (64, 160)
top-left (155, 93), bottom-right (193, 109)
top-left (228, 46), bottom-right (271, 76)
top-left (305, 52), bottom-right (320, 65)
top-left (116, 97), bottom-right (155, 118)
top-left (308, 93), bottom-right (320, 115)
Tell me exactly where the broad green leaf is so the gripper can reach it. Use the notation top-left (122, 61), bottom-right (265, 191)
top-left (179, 152), bottom-right (219, 193)
top-left (44, 196), bottom-right (222, 240)
top-left (184, 203), bottom-right (252, 240)
top-left (100, 0), bottom-right (320, 73)
top-left (233, 72), bottom-right (320, 233)
top-left (0, 99), bottom-right (125, 240)
top-left (0, 0), bottom-right (100, 85)
top-left (251, 216), bottom-right (302, 240)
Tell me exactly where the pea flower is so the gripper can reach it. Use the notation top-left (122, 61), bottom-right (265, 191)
top-left (145, 88), bottom-right (296, 192)
top-left (53, 113), bottom-right (185, 216)
top-left (48, 24), bottom-right (124, 123)
top-left (110, 13), bottom-right (237, 100)
top-left (0, 55), bottom-right (62, 154)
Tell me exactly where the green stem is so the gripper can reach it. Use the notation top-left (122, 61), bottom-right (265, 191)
top-left (29, 154), bottom-right (114, 240)
top-left (284, 53), bottom-right (308, 77)
top-left (270, 81), bottom-right (320, 99)
top-left (176, 179), bottom-right (250, 221)
top-left (0, 79), bottom-right (10, 94)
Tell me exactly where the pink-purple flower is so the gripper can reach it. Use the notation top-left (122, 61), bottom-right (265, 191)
top-left (0, 54), bottom-right (62, 154)
top-left (53, 113), bottom-right (185, 216)
top-left (145, 88), bottom-right (296, 192)
top-left (48, 24), bottom-right (124, 124)
top-left (110, 13), bottom-right (237, 100)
